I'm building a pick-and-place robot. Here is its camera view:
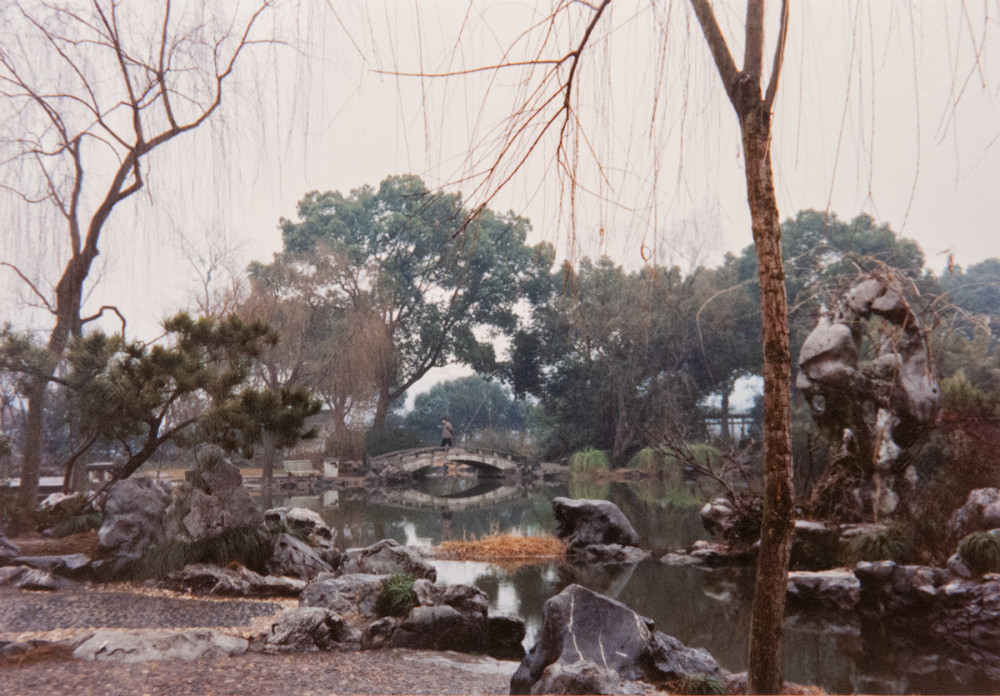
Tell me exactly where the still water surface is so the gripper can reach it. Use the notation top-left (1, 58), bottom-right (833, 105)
top-left (274, 476), bottom-right (985, 694)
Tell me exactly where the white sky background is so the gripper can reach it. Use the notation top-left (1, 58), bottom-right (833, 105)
top-left (1, 0), bottom-right (998, 359)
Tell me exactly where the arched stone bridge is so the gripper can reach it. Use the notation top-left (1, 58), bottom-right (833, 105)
top-left (368, 446), bottom-right (523, 479)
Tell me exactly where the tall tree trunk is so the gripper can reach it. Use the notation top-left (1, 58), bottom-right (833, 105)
top-left (741, 108), bottom-right (795, 695)
top-left (20, 380), bottom-right (46, 505)
top-left (260, 429), bottom-right (277, 491)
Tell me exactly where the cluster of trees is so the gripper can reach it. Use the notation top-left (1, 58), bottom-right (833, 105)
top-left (3, 188), bottom-right (998, 501)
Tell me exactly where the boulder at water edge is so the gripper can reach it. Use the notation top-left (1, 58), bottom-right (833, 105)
top-left (552, 497), bottom-right (640, 548)
top-left (510, 584), bottom-right (721, 695)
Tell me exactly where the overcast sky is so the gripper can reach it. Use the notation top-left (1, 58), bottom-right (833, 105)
top-left (3, 1), bottom-right (998, 346)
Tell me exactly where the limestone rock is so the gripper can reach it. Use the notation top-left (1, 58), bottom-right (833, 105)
top-left (388, 604), bottom-right (487, 652)
top-left (11, 554), bottom-right (92, 580)
top-left (266, 533), bottom-right (335, 581)
top-left (360, 616), bottom-right (398, 650)
top-left (552, 497), bottom-right (640, 549)
top-left (178, 447), bottom-right (261, 542)
top-left (255, 607), bottom-right (351, 653)
top-left (413, 578), bottom-right (489, 616)
top-left (510, 584), bottom-right (720, 694)
top-left (264, 507), bottom-right (335, 547)
top-left (660, 539), bottom-right (754, 568)
top-left (855, 560), bottom-right (1000, 651)
top-left (341, 539), bottom-right (436, 581)
top-left (487, 615), bottom-right (526, 661)
top-left (300, 573), bottom-right (386, 617)
top-left (948, 488), bottom-right (1000, 540)
top-left (0, 566), bottom-right (63, 591)
top-left (163, 563), bottom-right (306, 598)
top-left (97, 477), bottom-right (175, 571)
top-left (73, 629), bottom-right (248, 662)
top-left (0, 531), bottom-right (21, 564)
top-left (570, 543), bottom-right (650, 564)
top-left (786, 569), bottom-right (860, 612)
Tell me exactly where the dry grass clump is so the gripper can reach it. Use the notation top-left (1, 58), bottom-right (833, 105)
top-left (437, 533), bottom-right (566, 569)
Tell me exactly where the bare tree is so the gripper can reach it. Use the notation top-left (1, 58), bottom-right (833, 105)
top-left (0, 1), bottom-right (275, 504)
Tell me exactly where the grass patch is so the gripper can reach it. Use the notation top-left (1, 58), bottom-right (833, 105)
top-left (958, 530), bottom-right (1000, 576)
top-left (377, 572), bottom-right (418, 617)
top-left (844, 528), bottom-right (915, 564)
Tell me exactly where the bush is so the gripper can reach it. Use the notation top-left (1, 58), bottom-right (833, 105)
top-left (957, 530), bottom-right (1000, 575)
top-left (568, 448), bottom-right (610, 475)
top-left (376, 572), bottom-right (418, 617)
top-left (844, 528), bottom-right (915, 564)
top-left (126, 526), bottom-right (273, 580)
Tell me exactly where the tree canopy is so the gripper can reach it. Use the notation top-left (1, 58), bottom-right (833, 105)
top-left (272, 174), bottom-right (538, 428)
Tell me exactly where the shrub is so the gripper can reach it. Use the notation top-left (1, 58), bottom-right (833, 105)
top-left (376, 572), bottom-right (418, 617)
top-left (568, 448), bottom-right (610, 475)
top-left (844, 528), bottom-right (915, 564)
top-left (957, 530), bottom-right (1000, 575)
top-left (46, 510), bottom-right (103, 538)
top-left (676, 672), bottom-right (728, 695)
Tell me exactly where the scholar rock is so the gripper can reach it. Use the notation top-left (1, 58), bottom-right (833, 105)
top-left (301, 573), bottom-right (386, 617)
top-left (511, 584), bottom-right (720, 694)
top-left (266, 533), bottom-right (335, 581)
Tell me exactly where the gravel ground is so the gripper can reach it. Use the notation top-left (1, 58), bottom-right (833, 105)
top-left (0, 585), bottom-right (517, 695)
top-left (2, 646), bottom-right (516, 696)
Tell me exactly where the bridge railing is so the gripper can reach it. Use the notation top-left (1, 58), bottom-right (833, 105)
top-left (369, 445), bottom-right (525, 467)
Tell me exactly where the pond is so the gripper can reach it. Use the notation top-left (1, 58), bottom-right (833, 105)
top-left (272, 476), bottom-right (990, 695)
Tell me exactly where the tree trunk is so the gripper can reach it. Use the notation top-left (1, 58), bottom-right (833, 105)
top-left (20, 380), bottom-right (46, 506)
top-left (372, 387), bottom-right (392, 431)
top-left (260, 429), bottom-right (276, 491)
top-left (741, 107), bottom-right (795, 696)
top-left (720, 389), bottom-right (732, 443)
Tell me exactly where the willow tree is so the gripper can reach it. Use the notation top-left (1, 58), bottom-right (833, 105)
top-left (0, 1), bottom-right (275, 504)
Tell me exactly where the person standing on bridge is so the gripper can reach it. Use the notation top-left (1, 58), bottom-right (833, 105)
top-left (440, 418), bottom-right (454, 449)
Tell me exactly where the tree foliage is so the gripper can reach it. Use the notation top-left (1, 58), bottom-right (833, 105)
top-left (62, 312), bottom-right (320, 488)
top-left (404, 375), bottom-right (528, 445)
top-left (274, 174), bottom-right (537, 427)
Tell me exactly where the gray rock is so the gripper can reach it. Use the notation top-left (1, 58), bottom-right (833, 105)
top-left (388, 605), bottom-right (487, 652)
top-left (0, 565), bottom-right (63, 591)
top-left (948, 488), bottom-right (1000, 540)
top-left (660, 540), bottom-right (754, 568)
top-left (413, 578), bottom-right (489, 616)
top-left (179, 449), bottom-right (261, 542)
top-left (532, 661), bottom-right (641, 695)
top-left (264, 507), bottom-right (335, 546)
top-left (649, 631), bottom-right (724, 683)
top-left (341, 539), bottom-right (436, 581)
top-left (163, 563), bottom-right (306, 598)
top-left (12, 554), bottom-right (92, 579)
top-left (487, 615), bottom-right (526, 661)
top-left (855, 560), bottom-right (1000, 651)
top-left (786, 569), bottom-right (860, 612)
top-left (0, 531), bottom-right (21, 564)
top-left (266, 533), bottom-right (334, 581)
top-left (510, 584), bottom-right (720, 695)
top-left (553, 497), bottom-right (640, 548)
top-left (98, 477), bottom-right (175, 569)
top-left (255, 606), bottom-right (349, 652)
top-left (301, 573), bottom-right (386, 617)
top-left (360, 616), bottom-right (398, 650)
top-left (570, 543), bottom-right (650, 564)
top-left (73, 629), bottom-right (248, 662)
